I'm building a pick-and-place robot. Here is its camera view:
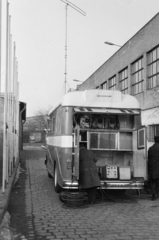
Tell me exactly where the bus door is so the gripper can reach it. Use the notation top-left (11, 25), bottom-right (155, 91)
top-left (73, 124), bottom-right (80, 180)
top-left (133, 126), bottom-right (148, 180)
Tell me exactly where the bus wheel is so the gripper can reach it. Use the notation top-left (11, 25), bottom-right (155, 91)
top-left (54, 165), bottom-right (62, 193)
top-left (48, 171), bottom-right (52, 178)
top-left (46, 161), bottom-right (53, 178)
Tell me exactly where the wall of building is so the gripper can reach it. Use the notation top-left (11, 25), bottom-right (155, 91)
top-left (78, 13), bottom-right (159, 112)
top-left (0, 97), bottom-right (26, 188)
top-left (78, 13), bottom-right (159, 143)
top-left (0, 97), bottom-right (4, 187)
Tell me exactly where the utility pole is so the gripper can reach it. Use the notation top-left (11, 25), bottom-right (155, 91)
top-left (60, 0), bottom-right (86, 94)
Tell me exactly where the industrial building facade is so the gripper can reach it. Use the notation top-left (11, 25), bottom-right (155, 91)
top-left (78, 13), bottom-right (159, 144)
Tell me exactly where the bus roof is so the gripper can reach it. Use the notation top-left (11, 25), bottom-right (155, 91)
top-left (48, 90), bottom-right (140, 115)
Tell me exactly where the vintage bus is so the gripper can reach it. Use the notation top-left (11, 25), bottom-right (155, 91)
top-left (45, 89), bottom-right (147, 193)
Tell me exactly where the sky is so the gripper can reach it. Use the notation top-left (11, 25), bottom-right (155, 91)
top-left (1, 0), bottom-right (159, 116)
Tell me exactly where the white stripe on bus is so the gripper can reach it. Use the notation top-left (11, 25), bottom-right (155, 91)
top-left (46, 135), bottom-right (73, 148)
top-left (74, 108), bottom-right (140, 114)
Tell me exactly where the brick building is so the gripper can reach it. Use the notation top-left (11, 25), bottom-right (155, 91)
top-left (78, 13), bottom-right (159, 145)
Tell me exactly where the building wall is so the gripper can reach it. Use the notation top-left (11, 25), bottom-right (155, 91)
top-left (78, 13), bottom-right (159, 142)
top-left (0, 97), bottom-right (4, 187)
top-left (0, 97), bottom-right (25, 188)
top-left (0, 131), bottom-right (3, 187)
top-left (78, 13), bottom-right (159, 107)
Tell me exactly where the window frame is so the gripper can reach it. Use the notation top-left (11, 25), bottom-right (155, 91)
top-left (119, 67), bottom-right (128, 94)
top-left (108, 75), bottom-right (116, 90)
top-left (147, 45), bottom-right (159, 89)
top-left (137, 127), bottom-right (145, 149)
top-left (101, 81), bottom-right (107, 90)
top-left (131, 57), bottom-right (144, 95)
top-left (148, 124), bottom-right (159, 142)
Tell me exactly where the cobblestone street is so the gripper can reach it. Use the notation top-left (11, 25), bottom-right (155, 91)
top-left (7, 146), bottom-right (159, 240)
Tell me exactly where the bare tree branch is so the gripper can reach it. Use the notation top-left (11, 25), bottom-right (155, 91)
top-left (34, 109), bottom-right (49, 131)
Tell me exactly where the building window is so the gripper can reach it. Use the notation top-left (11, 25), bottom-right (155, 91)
top-left (119, 68), bottom-right (128, 94)
top-left (148, 125), bottom-right (159, 142)
top-left (101, 81), bottom-right (107, 89)
top-left (131, 58), bottom-right (144, 95)
top-left (147, 46), bottom-right (159, 89)
top-left (109, 76), bottom-right (116, 90)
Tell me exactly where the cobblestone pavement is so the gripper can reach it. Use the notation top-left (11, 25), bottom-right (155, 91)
top-left (7, 146), bottom-right (159, 240)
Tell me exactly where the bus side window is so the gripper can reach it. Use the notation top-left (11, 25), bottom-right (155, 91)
top-left (52, 117), bottom-right (55, 133)
top-left (56, 112), bottom-right (62, 134)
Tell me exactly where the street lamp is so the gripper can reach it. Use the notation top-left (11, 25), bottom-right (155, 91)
top-left (73, 79), bottom-right (83, 90)
top-left (73, 79), bottom-right (84, 83)
top-left (104, 41), bottom-right (121, 47)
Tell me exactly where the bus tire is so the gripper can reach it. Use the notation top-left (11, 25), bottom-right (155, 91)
top-left (48, 171), bottom-right (53, 178)
top-left (54, 164), bottom-right (62, 193)
top-left (46, 159), bottom-right (53, 178)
